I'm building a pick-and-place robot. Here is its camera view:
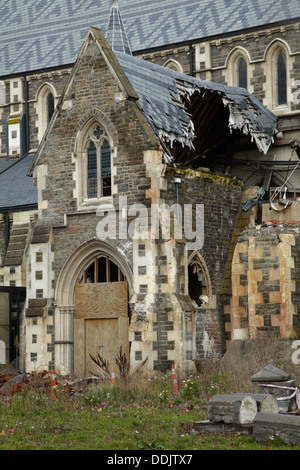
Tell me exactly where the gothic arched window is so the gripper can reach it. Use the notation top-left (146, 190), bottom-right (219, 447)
top-left (187, 252), bottom-right (212, 308)
top-left (47, 92), bottom-right (55, 124)
top-left (36, 83), bottom-right (57, 142)
top-left (276, 49), bottom-right (287, 106)
top-left (237, 57), bottom-right (247, 89)
top-left (84, 124), bottom-right (112, 200)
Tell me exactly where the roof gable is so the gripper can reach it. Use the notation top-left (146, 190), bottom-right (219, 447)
top-left (27, 26), bottom-right (155, 176)
top-left (29, 26), bottom-right (277, 175)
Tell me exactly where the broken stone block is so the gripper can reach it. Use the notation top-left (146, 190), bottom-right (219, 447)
top-left (257, 380), bottom-right (297, 412)
top-left (253, 412), bottom-right (300, 445)
top-left (251, 364), bottom-right (290, 382)
top-left (208, 394), bottom-right (257, 425)
top-left (236, 393), bottom-right (279, 414)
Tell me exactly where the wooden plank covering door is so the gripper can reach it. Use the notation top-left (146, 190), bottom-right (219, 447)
top-left (85, 318), bottom-right (119, 376)
top-left (74, 282), bottom-right (128, 378)
top-left (75, 282), bottom-right (127, 318)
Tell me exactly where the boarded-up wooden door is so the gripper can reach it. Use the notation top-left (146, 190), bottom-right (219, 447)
top-left (74, 281), bottom-right (128, 378)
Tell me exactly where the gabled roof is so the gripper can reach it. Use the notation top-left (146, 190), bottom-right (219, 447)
top-left (1, 0), bottom-right (300, 77)
top-left (29, 27), bottom-right (277, 175)
top-left (0, 153), bottom-right (37, 210)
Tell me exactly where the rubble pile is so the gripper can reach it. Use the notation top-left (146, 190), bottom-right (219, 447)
top-left (0, 370), bottom-right (53, 395)
top-left (0, 368), bottom-right (102, 397)
top-left (195, 364), bottom-right (300, 444)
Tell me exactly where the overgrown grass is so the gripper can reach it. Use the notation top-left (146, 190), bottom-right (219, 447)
top-left (0, 369), bottom-right (299, 450)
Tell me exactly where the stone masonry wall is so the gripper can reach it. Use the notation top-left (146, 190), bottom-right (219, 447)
top-left (230, 223), bottom-right (300, 343)
top-left (161, 168), bottom-right (243, 361)
top-left (25, 37), bottom-right (157, 373)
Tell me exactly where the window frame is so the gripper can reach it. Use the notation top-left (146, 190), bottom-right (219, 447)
top-left (264, 40), bottom-right (291, 112)
top-left (187, 251), bottom-right (212, 308)
top-left (75, 119), bottom-right (114, 208)
top-left (276, 49), bottom-right (287, 107)
top-left (86, 134), bottom-right (112, 200)
top-left (223, 47), bottom-right (250, 90)
top-left (36, 83), bottom-right (57, 143)
top-left (237, 56), bottom-right (248, 89)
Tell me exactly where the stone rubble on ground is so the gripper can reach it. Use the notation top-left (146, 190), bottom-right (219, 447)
top-left (196, 364), bottom-right (300, 444)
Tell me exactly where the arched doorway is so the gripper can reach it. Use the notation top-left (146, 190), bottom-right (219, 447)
top-left (74, 255), bottom-right (129, 378)
top-left (55, 239), bottom-right (133, 377)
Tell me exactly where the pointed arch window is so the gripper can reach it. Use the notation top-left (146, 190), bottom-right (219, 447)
top-left (276, 49), bottom-right (287, 106)
top-left (36, 83), bottom-right (57, 143)
top-left (87, 141), bottom-right (97, 198)
top-left (187, 252), bottom-right (212, 308)
top-left (163, 59), bottom-right (183, 73)
top-left (85, 124), bottom-right (111, 199)
top-left (237, 57), bottom-right (247, 89)
top-left (47, 92), bottom-right (55, 124)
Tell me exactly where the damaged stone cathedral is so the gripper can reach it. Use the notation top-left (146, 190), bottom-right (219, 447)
top-left (0, 0), bottom-right (300, 377)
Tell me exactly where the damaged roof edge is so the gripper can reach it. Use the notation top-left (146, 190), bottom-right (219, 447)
top-left (114, 50), bottom-right (277, 159)
top-left (176, 80), bottom-right (277, 156)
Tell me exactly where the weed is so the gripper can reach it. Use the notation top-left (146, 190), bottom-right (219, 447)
top-left (182, 378), bottom-right (200, 400)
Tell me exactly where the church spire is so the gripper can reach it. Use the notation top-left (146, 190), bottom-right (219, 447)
top-left (105, 0), bottom-right (132, 55)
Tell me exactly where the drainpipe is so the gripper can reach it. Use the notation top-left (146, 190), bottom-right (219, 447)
top-left (4, 213), bottom-right (10, 252)
top-left (189, 45), bottom-right (194, 77)
top-left (174, 177), bottom-right (181, 221)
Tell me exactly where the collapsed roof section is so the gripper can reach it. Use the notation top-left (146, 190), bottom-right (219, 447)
top-left (115, 51), bottom-right (277, 165)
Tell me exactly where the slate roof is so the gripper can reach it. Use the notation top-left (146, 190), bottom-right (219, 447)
top-left (0, 153), bottom-right (37, 210)
top-left (115, 50), bottom-right (277, 158)
top-left (105, 0), bottom-right (132, 55)
top-left (1, 0), bottom-right (300, 77)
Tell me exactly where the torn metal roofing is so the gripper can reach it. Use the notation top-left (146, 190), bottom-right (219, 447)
top-left (114, 50), bottom-right (277, 162)
top-left (1, 0), bottom-right (300, 77)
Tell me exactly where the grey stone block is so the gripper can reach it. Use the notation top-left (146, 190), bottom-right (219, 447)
top-left (253, 412), bottom-right (300, 444)
top-left (208, 394), bottom-right (258, 425)
top-left (236, 393), bottom-right (279, 414)
top-left (251, 364), bottom-right (290, 382)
